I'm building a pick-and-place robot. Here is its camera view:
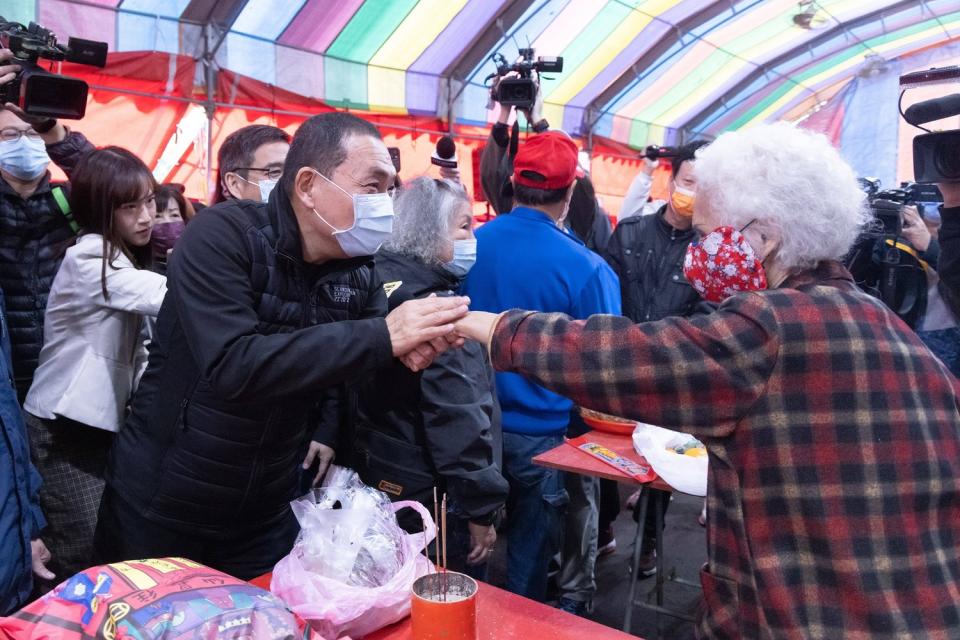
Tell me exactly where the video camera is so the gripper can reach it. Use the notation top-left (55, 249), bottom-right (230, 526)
top-left (0, 17), bottom-right (107, 120)
top-left (642, 145), bottom-right (678, 161)
top-left (899, 66), bottom-right (960, 183)
top-left (486, 48), bottom-right (563, 111)
top-left (863, 181), bottom-right (943, 237)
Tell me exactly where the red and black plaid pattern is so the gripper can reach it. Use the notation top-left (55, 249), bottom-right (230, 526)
top-left (490, 261), bottom-right (960, 639)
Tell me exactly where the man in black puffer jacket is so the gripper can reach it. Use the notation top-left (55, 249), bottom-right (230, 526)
top-left (0, 92), bottom-right (94, 400)
top-left (94, 113), bottom-right (469, 579)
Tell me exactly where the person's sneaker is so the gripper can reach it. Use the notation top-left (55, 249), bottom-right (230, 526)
top-left (636, 548), bottom-right (657, 577)
top-left (597, 526), bottom-right (617, 557)
top-left (558, 597), bottom-right (590, 617)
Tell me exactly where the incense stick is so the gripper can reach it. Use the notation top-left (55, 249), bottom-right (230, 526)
top-left (441, 493), bottom-right (448, 601)
top-left (433, 487), bottom-right (440, 580)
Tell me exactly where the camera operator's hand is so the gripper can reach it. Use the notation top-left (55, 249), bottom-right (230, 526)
top-left (491, 74), bottom-right (515, 124)
top-left (0, 49), bottom-right (68, 144)
top-left (902, 205), bottom-right (931, 252)
top-left (520, 72), bottom-right (545, 128)
top-left (642, 157), bottom-right (659, 176)
top-left (0, 49), bottom-right (20, 85)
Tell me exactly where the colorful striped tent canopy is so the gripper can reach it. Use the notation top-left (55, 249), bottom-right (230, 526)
top-left (4, 0), bottom-right (958, 149)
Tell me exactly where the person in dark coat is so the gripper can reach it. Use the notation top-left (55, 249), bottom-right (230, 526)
top-left (0, 53), bottom-right (95, 400)
top-left (0, 287), bottom-right (54, 614)
top-left (351, 176), bottom-right (508, 576)
top-left (93, 113), bottom-right (469, 579)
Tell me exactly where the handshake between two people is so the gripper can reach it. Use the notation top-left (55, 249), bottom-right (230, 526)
top-left (385, 295), bottom-right (498, 372)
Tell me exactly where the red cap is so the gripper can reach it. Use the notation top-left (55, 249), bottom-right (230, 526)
top-left (513, 131), bottom-right (579, 190)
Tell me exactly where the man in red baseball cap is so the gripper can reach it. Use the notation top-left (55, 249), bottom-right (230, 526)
top-left (461, 130), bottom-right (621, 613)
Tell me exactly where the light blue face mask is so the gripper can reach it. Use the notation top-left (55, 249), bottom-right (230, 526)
top-left (445, 238), bottom-right (477, 277)
top-left (312, 170), bottom-right (395, 257)
top-left (0, 136), bottom-right (50, 181)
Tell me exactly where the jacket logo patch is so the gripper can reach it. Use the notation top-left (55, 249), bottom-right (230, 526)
top-left (383, 281), bottom-right (403, 298)
top-left (378, 480), bottom-right (404, 496)
top-left (331, 284), bottom-right (354, 304)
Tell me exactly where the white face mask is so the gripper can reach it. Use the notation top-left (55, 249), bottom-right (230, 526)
top-left (445, 238), bottom-right (477, 277)
top-left (236, 174), bottom-right (278, 203)
top-left (311, 170), bottom-right (395, 257)
top-left (0, 136), bottom-right (50, 181)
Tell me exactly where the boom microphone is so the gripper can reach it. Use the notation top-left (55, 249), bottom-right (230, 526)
top-left (903, 94), bottom-right (960, 127)
top-left (431, 135), bottom-right (458, 169)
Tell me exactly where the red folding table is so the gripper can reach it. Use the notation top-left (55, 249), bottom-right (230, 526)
top-left (532, 429), bottom-right (702, 634)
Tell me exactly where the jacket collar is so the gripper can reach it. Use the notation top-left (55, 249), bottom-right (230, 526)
top-left (0, 171), bottom-right (52, 199)
top-left (266, 182), bottom-right (305, 262)
top-left (655, 206), bottom-right (696, 241)
top-left (781, 260), bottom-right (857, 292)
top-left (510, 206), bottom-right (586, 247)
top-left (377, 250), bottom-right (460, 296)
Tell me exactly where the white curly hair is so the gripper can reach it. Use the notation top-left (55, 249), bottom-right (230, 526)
top-left (694, 122), bottom-right (870, 271)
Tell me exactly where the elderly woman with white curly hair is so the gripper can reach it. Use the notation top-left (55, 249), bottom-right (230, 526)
top-left (455, 123), bottom-right (960, 639)
top-left (352, 176), bottom-right (508, 576)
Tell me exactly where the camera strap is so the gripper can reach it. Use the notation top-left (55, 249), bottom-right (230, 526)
top-left (51, 186), bottom-right (80, 235)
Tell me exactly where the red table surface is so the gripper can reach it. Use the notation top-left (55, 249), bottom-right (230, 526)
top-left (533, 430), bottom-right (675, 492)
top-left (250, 574), bottom-right (640, 640)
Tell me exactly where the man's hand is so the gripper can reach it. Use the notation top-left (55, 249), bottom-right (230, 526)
top-left (466, 521), bottom-right (497, 565)
top-left (642, 156), bottom-right (659, 176)
top-left (302, 441), bottom-right (335, 488)
top-left (0, 49), bottom-right (19, 86)
top-left (386, 295), bottom-right (469, 358)
top-left (399, 332), bottom-right (465, 372)
top-left (902, 205), bottom-right (931, 252)
top-left (439, 165), bottom-right (461, 184)
top-left (31, 539), bottom-right (55, 581)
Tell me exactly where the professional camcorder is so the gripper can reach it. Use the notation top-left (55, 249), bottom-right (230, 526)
top-left (847, 178), bottom-right (941, 328)
top-left (899, 66), bottom-right (960, 183)
top-left (642, 145), bottom-right (679, 161)
top-left (0, 17), bottom-right (107, 119)
top-left (485, 48), bottom-right (563, 110)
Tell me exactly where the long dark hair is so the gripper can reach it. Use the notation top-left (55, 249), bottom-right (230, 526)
top-left (70, 147), bottom-right (157, 299)
top-left (567, 176), bottom-right (599, 244)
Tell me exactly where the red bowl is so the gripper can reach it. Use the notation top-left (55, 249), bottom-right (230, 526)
top-left (580, 411), bottom-right (636, 435)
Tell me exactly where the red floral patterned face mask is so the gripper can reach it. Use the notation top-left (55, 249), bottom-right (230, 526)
top-left (683, 225), bottom-right (768, 303)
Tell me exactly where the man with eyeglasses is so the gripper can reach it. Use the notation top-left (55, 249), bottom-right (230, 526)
top-left (215, 124), bottom-right (290, 204)
top-left (0, 49), bottom-right (95, 400)
top-left (96, 112), bottom-right (468, 578)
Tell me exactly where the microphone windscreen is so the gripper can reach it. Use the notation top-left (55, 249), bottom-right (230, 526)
top-left (436, 135), bottom-right (456, 159)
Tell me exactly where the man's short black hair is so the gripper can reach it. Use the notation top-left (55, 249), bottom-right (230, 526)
top-left (281, 112), bottom-right (382, 198)
top-left (671, 140), bottom-right (710, 179)
top-left (215, 125), bottom-right (290, 202)
top-left (513, 182), bottom-right (570, 208)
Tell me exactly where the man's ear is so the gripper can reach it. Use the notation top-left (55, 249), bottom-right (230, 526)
top-left (222, 172), bottom-right (240, 200)
top-left (293, 166), bottom-right (319, 209)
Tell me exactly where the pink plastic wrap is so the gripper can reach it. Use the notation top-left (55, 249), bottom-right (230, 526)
top-left (271, 468), bottom-right (435, 639)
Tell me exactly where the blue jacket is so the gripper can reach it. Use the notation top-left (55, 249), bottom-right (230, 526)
top-left (463, 207), bottom-right (621, 436)
top-left (0, 288), bottom-right (45, 614)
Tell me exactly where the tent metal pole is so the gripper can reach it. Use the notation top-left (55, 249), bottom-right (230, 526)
top-left (203, 24), bottom-right (217, 202)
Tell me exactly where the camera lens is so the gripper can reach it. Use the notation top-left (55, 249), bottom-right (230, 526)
top-left (934, 131), bottom-right (960, 181)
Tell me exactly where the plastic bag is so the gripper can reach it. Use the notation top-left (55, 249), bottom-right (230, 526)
top-left (0, 557), bottom-right (313, 640)
top-left (633, 422), bottom-right (709, 496)
top-left (272, 466), bottom-right (435, 640)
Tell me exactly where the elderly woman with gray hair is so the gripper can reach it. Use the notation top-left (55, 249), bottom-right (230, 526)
top-left (455, 124), bottom-right (960, 639)
top-left (353, 177), bottom-right (508, 575)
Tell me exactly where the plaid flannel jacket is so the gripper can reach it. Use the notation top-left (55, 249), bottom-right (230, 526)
top-left (490, 261), bottom-right (960, 639)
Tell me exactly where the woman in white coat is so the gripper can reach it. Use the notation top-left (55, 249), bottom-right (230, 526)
top-left (24, 146), bottom-right (167, 583)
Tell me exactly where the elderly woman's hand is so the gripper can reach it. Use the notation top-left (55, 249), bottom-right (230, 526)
top-left (455, 311), bottom-right (501, 346)
top-left (901, 205), bottom-right (931, 252)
